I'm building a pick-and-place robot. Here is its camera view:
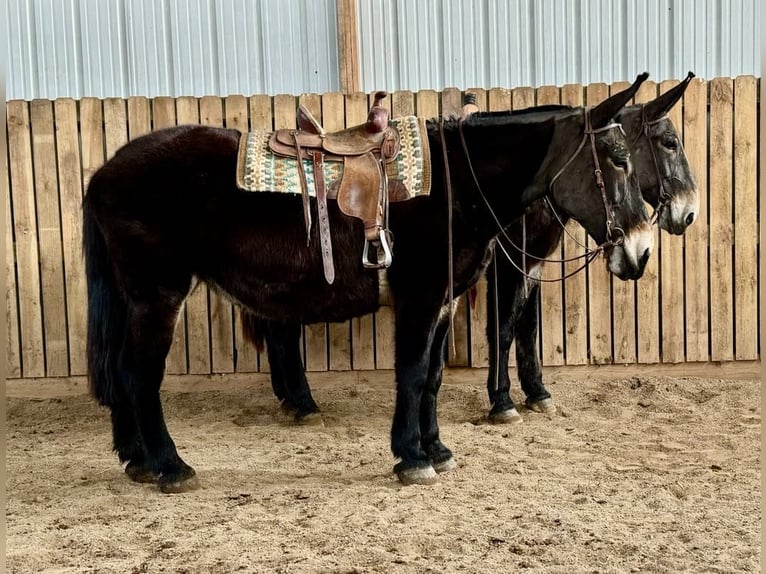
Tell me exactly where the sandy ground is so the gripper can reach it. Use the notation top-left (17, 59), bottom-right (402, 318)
top-left (6, 369), bottom-right (761, 574)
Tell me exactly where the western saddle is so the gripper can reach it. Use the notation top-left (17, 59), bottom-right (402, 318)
top-left (268, 91), bottom-right (400, 284)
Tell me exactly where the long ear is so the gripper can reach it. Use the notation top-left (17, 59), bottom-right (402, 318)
top-left (590, 72), bottom-right (649, 128)
top-left (642, 71), bottom-right (695, 119)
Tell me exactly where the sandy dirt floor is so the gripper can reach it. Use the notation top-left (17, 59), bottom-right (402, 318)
top-left (6, 368), bottom-right (761, 573)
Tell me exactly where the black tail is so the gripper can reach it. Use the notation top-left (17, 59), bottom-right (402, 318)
top-left (240, 310), bottom-right (266, 353)
top-left (83, 195), bottom-right (126, 407)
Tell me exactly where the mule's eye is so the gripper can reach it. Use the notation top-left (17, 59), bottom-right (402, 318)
top-left (613, 157), bottom-right (629, 170)
top-left (663, 137), bottom-right (678, 151)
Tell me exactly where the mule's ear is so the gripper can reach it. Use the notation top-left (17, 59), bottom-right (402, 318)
top-left (643, 71), bottom-right (695, 120)
top-left (590, 72), bottom-right (649, 128)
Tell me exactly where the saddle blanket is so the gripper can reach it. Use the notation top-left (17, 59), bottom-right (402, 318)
top-left (235, 116), bottom-right (431, 198)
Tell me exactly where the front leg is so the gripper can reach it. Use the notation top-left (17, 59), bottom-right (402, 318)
top-left (419, 303), bottom-right (456, 473)
top-left (391, 300), bottom-right (441, 485)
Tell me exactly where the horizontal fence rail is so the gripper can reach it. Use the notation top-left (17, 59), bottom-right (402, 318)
top-left (5, 77), bottom-right (761, 379)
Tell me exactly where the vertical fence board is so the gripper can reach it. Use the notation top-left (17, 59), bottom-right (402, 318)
top-left (608, 80), bottom-right (638, 365)
top-left (345, 92), bottom-right (375, 370)
top-left (487, 88), bottom-right (511, 113)
top-left (323, 91), bottom-right (353, 371)
top-left (6, 163), bottom-right (21, 378)
top-left (30, 100), bottom-right (68, 376)
top-left (271, 93), bottom-right (306, 371)
top-left (55, 99), bottom-right (87, 376)
top-left (440, 87), bottom-right (469, 367)
top-left (536, 85), bottom-right (565, 367)
top-left (682, 79), bottom-right (710, 362)
top-left (585, 83), bottom-right (613, 364)
top-left (249, 94), bottom-right (274, 374)
top-left (224, 94), bottom-right (259, 374)
top-left (507, 88), bottom-right (536, 368)
top-left (200, 96), bottom-right (235, 374)
top-left (127, 97), bottom-right (151, 139)
top-left (560, 83), bottom-right (588, 365)
top-left (151, 97), bottom-right (188, 374)
top-left (709, 78), bottom-right (734, 361)
top-left (633, 81), bottom-right (659, 364)
top-left (103, 98), bottom-right (128, 160)
top-left (7, 101), bottom-right (45, 377)
top-left (80, 99), bottom-right (105, 191)
top-left (176, 96), bottom-right (212, 374)
top-left (470, 88), bottom-right (496, 367)
top-left (415, 89), bottom-right (439, 119)
top-left (658, 80), bottom-right (686, 363)
top-left (732, 76), bottom-right (758, 359)
top-left (298, 93), bottom-right (330, 372)
top-left (370, 91), bottom-right (396, 370)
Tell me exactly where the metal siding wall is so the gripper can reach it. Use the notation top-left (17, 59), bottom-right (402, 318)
top-left (357, 0), bottom-right (761, 92)
top-left (5, 0), bottom-right (761, 99)
top-left (6, 0), bottom-right (339, 100)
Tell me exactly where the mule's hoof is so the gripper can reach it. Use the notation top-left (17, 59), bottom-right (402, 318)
top-left (528, 398), bottom-right (556, 414)
top-left (489, 407), bottom-right (523, 425)
top-left (159, 474), bottom-right (201, 494)
top-left (432, 457), bottom-right (458, 474)
top-left (125, 462), bottom-right (159, 484)
top-left (396, 464), bottom-right (438, 486)
top-left (280, 400), bottom-right (297, 415)
top-left (296, 412), bottom-right (324, 427)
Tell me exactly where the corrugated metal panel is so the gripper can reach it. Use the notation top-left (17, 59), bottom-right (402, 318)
top-left (5, 0), bottom-right (761, 100)
top-left (6, 0), bottom-right (339, 100)
top-left (358, 0), bottom-right (761, 91)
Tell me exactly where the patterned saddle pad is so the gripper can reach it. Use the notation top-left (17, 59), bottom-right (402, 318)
top-left (235, 116), bottom-right (431, 198)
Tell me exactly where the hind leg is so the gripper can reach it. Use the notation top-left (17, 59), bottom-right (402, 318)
top-left (514, 284), bottom-right (554, 413)
top-left (110, 404), bottom-right (157, 483)
top-left (118, 296), bottom-right (198, 493)
top-left (265, 322), bottom-right (320, 423)
top-left (419, 306), bottom-right (456, 473)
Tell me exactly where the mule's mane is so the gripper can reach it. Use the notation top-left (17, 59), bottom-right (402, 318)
top-left (426, 104), bottom-right (577, 133)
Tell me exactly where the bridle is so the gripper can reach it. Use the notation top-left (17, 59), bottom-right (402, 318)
top-left (631, 105), bottom-right (672, 227)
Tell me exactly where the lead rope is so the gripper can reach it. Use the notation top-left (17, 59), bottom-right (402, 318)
top-left (439, 118), bottom-right (456, 357)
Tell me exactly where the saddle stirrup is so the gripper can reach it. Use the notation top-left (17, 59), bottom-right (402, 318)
top-left (362, 229), bottom-right (393, 269)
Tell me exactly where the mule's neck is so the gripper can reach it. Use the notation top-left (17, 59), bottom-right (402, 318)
top-left (427, 115), bottom-right (558, 244)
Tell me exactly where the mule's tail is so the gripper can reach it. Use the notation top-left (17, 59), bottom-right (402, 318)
top-left (240, 310), bottom-right (266, 353)
top-left (83, 197), bottom-right (126, 407)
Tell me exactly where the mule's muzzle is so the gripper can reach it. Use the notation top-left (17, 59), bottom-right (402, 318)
top-left (659, 190), bottom-right (699, 235)
top-left (606, 223), bottom-right (654, 280)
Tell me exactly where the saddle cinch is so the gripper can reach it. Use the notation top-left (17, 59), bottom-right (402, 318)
top-left (268, 91), bottom-right (405, 284)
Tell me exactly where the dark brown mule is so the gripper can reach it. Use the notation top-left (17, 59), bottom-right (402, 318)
top-left (83, 74), bottom-right (650, 492)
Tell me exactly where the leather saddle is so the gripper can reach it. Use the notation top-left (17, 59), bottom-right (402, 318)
top-left (268, 91), bottom-right (402, 284)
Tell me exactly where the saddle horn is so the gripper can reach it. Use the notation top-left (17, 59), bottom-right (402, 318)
top-left (590, 72), bottom-right (650, 129)
top-left (642, 71), bottom-right (696, 120)
top-left (366, 91), bottom-right (389, 133)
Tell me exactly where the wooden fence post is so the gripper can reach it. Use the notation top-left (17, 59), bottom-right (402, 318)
top-left (337, 0), bottom-right (361, 94)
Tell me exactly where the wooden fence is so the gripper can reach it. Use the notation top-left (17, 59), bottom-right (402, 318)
top-left (5, 76), bottom-right (760, 380)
